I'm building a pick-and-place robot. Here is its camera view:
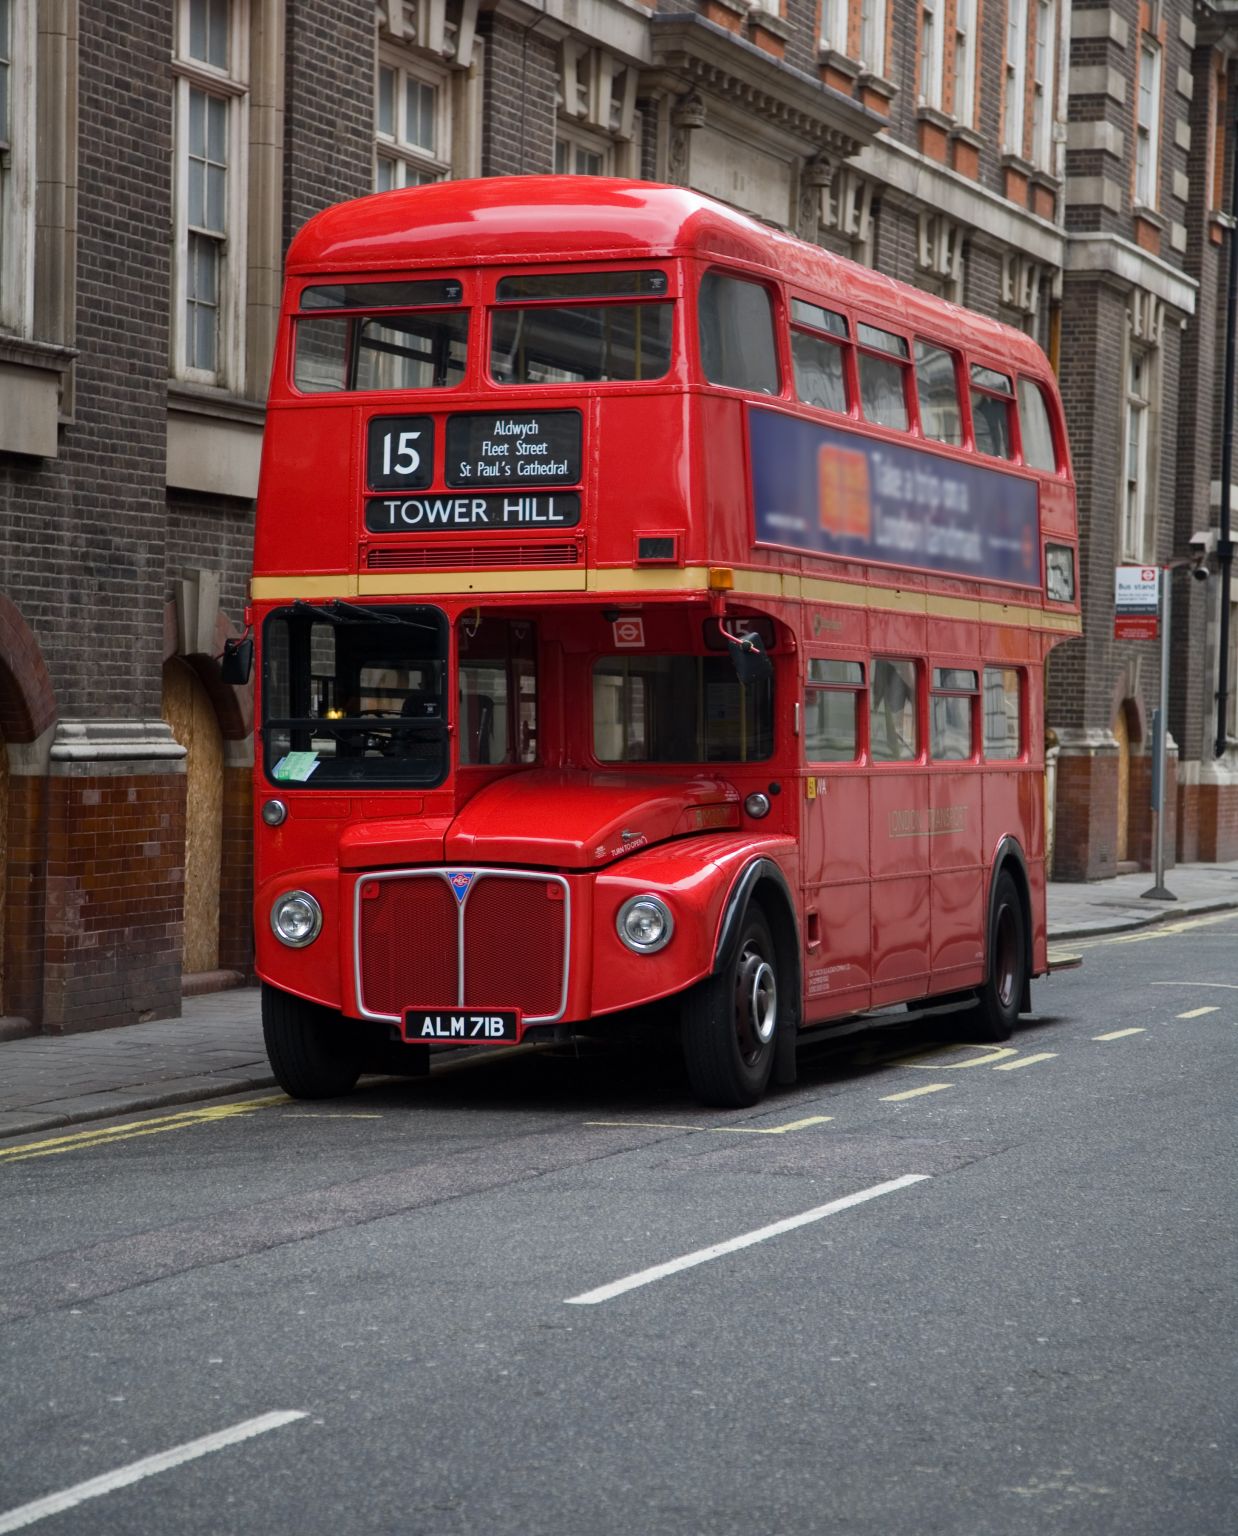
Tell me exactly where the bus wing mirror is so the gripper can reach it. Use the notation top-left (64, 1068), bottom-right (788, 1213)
top-left (726, 632), bottom-right (772, 685)
top-left (221, 637), bottom-right (254, 685)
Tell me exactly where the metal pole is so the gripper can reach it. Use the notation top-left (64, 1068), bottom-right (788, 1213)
top-left (1215, 91), bottom-right (1238, 757)
top-left (1143, 566), bottom-right (1175, 900)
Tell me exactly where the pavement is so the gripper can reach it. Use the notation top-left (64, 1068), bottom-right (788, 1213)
top-left (2, 859), bottom-right (1237, 1141)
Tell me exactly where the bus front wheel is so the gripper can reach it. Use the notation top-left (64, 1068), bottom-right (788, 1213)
top-left (262, 982), bottom-right (363, 1099)
top-left (973, 872), bottom-right (1025, 1043)
top-left (682, 906), bottom-right (779, 1108)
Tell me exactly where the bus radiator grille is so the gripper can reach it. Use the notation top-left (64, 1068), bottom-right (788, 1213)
top-left (357, 871), bottom-right (567, 1022)
top-left (359, 877), bottom-right (459, 1018)
top-left (463, 877), bottom-right (566, 1020)
top-left (366, 542), bottom-right (580, 570)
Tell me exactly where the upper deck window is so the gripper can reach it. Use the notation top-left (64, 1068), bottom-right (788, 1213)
top-left (791, 300), bottom-right (849, 414)
top-left (1017, 376), bottom-right (1057, 471)
top-left (294, 308), bottom-right (468, 393)
top-left (857, 324), bottom-right (910, 432)
top-left (970, 363), bottom-right (1014, 459)
top-left (698, 271), bottom-right (780, 395)
top-left (914, 341), bottom-right (963, 445)
top-left (302, 279), bottom-right (463, 310)
top-left (496, 271), bottom-right (667, 301)
top-left (489, 299), bottom-right (672, 385)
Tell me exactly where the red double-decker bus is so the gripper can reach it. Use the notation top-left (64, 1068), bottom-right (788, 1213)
top-left (247, 177), bottom-right (1080, 1108)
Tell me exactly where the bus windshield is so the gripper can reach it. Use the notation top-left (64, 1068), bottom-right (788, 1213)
top-left (262, 604), bottom-right (449, 786)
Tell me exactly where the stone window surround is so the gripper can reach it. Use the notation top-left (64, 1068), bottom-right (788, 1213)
top-left (0, 0), bottom-right (77, 460)
top-left (167, 0), bottom-right (286, 500)
top-left (376, 47), bottom-right (453, 186)
top-left (375, 0), bottom-right (483, 186)
top-left (170, 0), bottom-right (251, 391)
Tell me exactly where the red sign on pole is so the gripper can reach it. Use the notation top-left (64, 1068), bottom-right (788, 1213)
top-left (1114, 566), bottom-right (1159, 640)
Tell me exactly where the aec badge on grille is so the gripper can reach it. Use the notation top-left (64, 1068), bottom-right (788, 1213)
top-left (447, 870), bottom-right (475, 903)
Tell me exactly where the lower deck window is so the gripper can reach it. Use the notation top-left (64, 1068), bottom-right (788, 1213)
top-left (805, 658), bottom-right (864, 761)
top-left (930, 667), bottom-right (979, 761)
top-left (983, 667), bottom-right (1022, 759)
top-left (593, 655), bottom-right (773, 763)
top-left (871, 658), bottom-right (918, 762)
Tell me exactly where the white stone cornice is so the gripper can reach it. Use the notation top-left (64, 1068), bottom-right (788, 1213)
top-left (853, 135), bottom-right (1066, 268)
top-left (1063, 232), bottom-right (1198, 317)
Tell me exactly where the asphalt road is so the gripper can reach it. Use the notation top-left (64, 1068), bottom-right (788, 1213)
top-left (1, 911), bottom-right (1236, 1534)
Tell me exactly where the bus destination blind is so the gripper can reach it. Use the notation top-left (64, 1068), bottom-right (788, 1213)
top-left (446, 410), bottom-right (581, 489)
top-left (365, 491), bottom-right (580, 532)
top-left (748, 407), bottom-right (1040, 587)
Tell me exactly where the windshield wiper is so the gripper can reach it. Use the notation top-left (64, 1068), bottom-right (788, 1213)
top-left (292, 599), bottom-right (437, 631)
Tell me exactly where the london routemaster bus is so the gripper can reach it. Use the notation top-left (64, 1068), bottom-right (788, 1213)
top-left (245, 176), bottom-right (1081, 1109)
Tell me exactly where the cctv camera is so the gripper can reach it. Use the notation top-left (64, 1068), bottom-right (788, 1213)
top-left (1192, 560), bottom-right (1210, 582)
top-left (1189, 529), bottom-right (1218, 556)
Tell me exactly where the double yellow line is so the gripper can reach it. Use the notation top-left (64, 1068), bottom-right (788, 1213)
top-left (0, 1095), bottom-right (287, 1165)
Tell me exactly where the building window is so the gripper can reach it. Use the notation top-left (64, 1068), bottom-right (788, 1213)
top-left (1135, 37), bottom-right (1162, 208)
top-left (1004, 0), bottom-right (1028, 158)
top-left (859, 0), bottom-right (886, 76)
top-left (1030, 0), bottom-right (1056, 170)
top-left (0, 0), bottom-right (35, 336)
top-left (1122, 348), bottom-right (1153, 561)
top-left (556, 41), bottom-right (636, 178)
top-left (952, 0), bottom-right (977, 128)
top-left (820, 0), bottom-right (848, 55)
top-left (555, 127), bottom-right (610, 177)
top-left (173, 0), bottom-right (249, 387)
top-left (919, 0), bottom-right (945, 111)
top-left (376, 56), bottom-right (449, 188)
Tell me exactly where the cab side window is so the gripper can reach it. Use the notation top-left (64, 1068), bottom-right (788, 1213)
top-left (697, 271), bottom-right (780, 394)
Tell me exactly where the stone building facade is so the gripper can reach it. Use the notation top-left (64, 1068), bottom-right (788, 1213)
top-left (1, 0), bottom-right (1237, 1031)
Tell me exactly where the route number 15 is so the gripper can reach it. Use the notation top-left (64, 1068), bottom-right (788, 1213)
top-left (366, 414), bottom-right (434, 491)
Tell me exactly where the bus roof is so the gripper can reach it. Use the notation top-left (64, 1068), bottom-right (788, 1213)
top-left (286, 176), bottom-right (1049, 373)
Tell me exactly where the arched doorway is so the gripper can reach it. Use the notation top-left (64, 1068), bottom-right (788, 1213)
top-left (1114, 700), bottom-right (1140, 867)
top-left (162, 659), bottom-right (224, 976)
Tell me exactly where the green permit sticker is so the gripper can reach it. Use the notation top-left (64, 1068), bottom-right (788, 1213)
top-left (272, 752), bottom-right (321, 782)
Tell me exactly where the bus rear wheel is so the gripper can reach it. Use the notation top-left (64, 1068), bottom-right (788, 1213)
top-left (682, 907), bottom-right (779, 1108)
top-left (973, 872), bottom-right (1025, 1043)
top-left (262, 982), bottom-right (363, 1099)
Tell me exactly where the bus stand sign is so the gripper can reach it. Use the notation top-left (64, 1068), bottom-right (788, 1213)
top-left (1114, 565), bottom-right (1159, 640)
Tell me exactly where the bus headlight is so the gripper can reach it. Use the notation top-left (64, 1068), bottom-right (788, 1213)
top-left (617, 896), bottom-right (673, 954)
top-left (271, 890), bottom-right (323, 948)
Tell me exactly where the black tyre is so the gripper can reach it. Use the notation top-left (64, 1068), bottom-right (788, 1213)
top-left (973, 871), bottom-right (1026, 1042)
top-left (262, 982), bottom-right (363, 1099)
top-left (682, 907), bottom-right (779, 1108)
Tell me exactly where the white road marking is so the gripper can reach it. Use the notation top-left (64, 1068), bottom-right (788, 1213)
top-left (1094, 1028), bottom-right (1146, 1041)
top-left (1177, 1006), bottom-right (1220, 1019)
top-left (0, 1412), bottom-right (308, 1533)
top-left (992, 1053), bottom-right (1057, 1071)
top-left (584, 1115), bottom-right (831, 1137)
top-left (881, 1083), bottom-right (953, 1101)
top-left (564, 1174), bottom-right (930, 1306)
top-left (1151, 981), bottom-right (1238, 990)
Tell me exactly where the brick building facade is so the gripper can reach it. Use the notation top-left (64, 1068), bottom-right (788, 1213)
top-left (2, 0), bottom-right (1237, 1031)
